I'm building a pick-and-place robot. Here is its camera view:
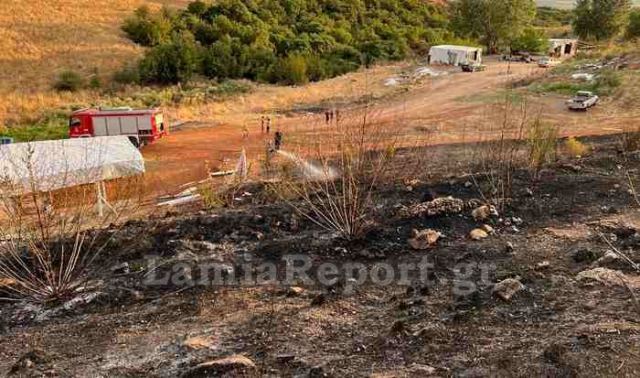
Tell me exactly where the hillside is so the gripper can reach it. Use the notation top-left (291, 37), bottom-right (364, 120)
top-left (0, 0), bottom-right (190, 126)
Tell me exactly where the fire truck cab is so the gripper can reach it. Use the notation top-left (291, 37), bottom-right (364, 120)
top-left (69, 107), bottom-right (167, 147)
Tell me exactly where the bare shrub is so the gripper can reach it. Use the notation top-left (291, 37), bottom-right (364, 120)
top-left (0, 144), bottom-right (144, 302)
top-left (270, 108), bottom-right (424, 240)
top-left (467, 94), bottom-right (528, 210)
top-left (528, 119), bottom-right (558, 179)
top-left (621, 127), bottom-right (640, 153)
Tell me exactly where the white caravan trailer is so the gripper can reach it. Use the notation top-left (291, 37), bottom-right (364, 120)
top-left (428, 45), bottom-right (482, 66)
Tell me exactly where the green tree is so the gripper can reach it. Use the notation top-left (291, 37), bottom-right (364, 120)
top-left (139, 33), bottom-right (200, 84)
top-left (450, 0), bottom-right (537, 53)
top-left (122, 6), bottom-right (173, 46)
top-left (123, 0), bottom-right (450, 85)
top-left (573, 0), bottom-right (631, 41)
top-left (626, 8), bottom-right (640, 39)
top-left (511, 27), bottom-right (548, 53)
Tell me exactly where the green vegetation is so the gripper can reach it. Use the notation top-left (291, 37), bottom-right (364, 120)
top-left (449, 0), bottom-right (537, 53)
top-left (627, 8), bottom-right (640, 39)
top-left (511, 27), bottom-right (548, 53)
top-left (123, 0), bottom-right (452, 85)
top-left (54, 70), bottom-right (85, 92)
top-left (458, 90), bottom-right (525, 105)
top-left (573, 0), bottom-right (632, 40)
top-left (528, 69), bottom-right (622, 96)
top-left (535, 6), bottom-right (573, 27)
top-left (0, 113), bottom-right (68, 142)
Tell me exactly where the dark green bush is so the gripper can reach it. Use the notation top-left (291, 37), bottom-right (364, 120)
top-left (123, 0), bottom-right (448, 85)
top-left (113, 64), bottom-right (141, 85)
top-left (627, 9), bottom-right (640, 39)
top-left (139, 33), bottom-right (200, 84)
top-left (122, 6), bottom-right (173, 47)
top-left (54, 70), bottom-right (84, 92)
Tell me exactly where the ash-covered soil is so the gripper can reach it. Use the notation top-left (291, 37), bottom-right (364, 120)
top-left (1, 136), bottom-right (640, 377)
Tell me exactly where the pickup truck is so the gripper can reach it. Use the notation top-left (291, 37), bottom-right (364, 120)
top-left (567, 91), bottom-right (599, 111)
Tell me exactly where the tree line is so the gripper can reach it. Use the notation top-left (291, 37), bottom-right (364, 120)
top-left (121, 0), bottom-right (457, 85)
top-left (109, 0), bottom-right (640, 87)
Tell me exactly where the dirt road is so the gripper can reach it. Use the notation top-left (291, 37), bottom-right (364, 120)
top-left (142, 59), bottom-right (631, 197)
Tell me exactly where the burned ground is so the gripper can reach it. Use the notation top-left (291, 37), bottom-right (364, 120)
top-left (1, 135), bottom-right (640, 377)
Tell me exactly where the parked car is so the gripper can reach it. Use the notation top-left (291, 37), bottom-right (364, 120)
top-left (538, 57), bottom-right (559, 68)
top-left (567, 91), bottom-right (599, 111)
top-left (502, 53), bottom-right (532, 63)
top-left (461, 63), bottom-right (486, 72)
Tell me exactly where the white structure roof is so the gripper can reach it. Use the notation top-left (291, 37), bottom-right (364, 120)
top-left (0, 136), bottom-right (145, 193)
top-left (430, 45), bottom-right (481, 52)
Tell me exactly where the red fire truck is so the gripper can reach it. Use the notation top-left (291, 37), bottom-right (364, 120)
top-left (69, 107), bottom-right (167, 147)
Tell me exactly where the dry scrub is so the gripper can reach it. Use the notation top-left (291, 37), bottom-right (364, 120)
top-left (270, 108), bottom-right (425, 240)
top-left (0, 148), bottom-right (144, 302)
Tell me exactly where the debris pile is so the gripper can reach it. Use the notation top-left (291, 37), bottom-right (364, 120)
top-left (404, 196), bottom-right (464, 217)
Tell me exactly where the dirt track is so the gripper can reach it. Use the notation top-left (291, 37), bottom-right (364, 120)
top-left (142, 59), bottom-right (632, 197)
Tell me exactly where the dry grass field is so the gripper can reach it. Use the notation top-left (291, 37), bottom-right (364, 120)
top-left (0, 0), bottom-right (191, 126)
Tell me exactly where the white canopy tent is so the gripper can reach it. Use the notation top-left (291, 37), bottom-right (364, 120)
top-left (429, 45), bottom-right (482, 66)
top-left (0, 136), bottom-right (145, 215)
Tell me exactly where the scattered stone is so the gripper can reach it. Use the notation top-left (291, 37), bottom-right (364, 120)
top-left (593, 250), bottom-right (622, 267)
top-left (182, 355), bottom-right (256, 378)
top-left (408, 229), bottom-right (442, 250)
top-left (582, 299), bottom-right (598, 311)
top-left (536, 261), bottom-right (551, 270)
top-left (472, 205), bottom-right (498, 222)
top-left (469, 228), bottom-right (489, 241)
top-left (464, 180), bottom-right (473, 188)
top-left (408, 364), bottom-right (437, 375)
top-left (522, 188), bottom-right (534, 197)
top-left (276, 354), bottom-right (296, 364)
top-left (405, 196), bottom-right (464, 217)
top-left (35, 292), bottom-right (103, 322)
top-left (110, 262), bottom-right (130, 275)
top-left (183, 336), bottom-right (216, 351)
top-left (504, 242), bottom-right (515, 253)
top-left (562, 163), bottom-right (582, 172)
top-left (546, 225), bottom-right (591, 241)
top-left (286, 286), bottom-right (305, 297)
top-left (576, 268), bottom-right (640, 288)
top-left (482, 224), bottom-right (494, 234)
top-left (8, 349), bottom-right (52, 376)
top-left (492, 278), bottom-right (525, 301)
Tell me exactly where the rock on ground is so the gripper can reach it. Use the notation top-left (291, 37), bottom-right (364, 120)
top-left (492, 278), bottom-right (525, 301)
top-left (182, 355), bottom-right (256, 378)
top-left (577, 268), bottom-right (640, 288)
top-left (469, 228), bottom-right (489, 241)
top-left (408, 229), bottom-right (442, 250)
top-left (472, 205), bottom-right (498, 222)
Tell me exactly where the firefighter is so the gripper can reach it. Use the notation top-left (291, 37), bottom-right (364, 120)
top-left (260, 116), bottom-right (265, 133)
top-left (266, 117), bottom-right (271, 134)
top-left (325, 110), bottom-right (330, 124)
top-left (274, 130), bottom-right (283, 151)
